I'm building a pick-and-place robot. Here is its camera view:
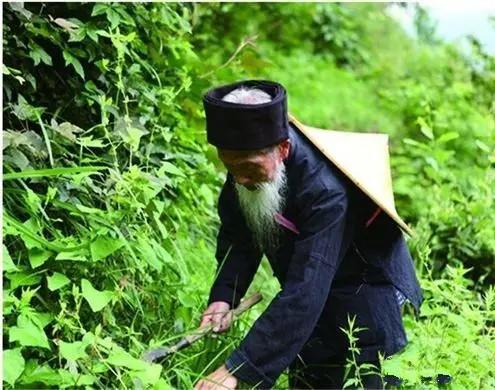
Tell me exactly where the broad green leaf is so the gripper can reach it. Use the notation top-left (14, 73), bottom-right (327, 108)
top-left (3, 129), bottom-right (44, 153)
top-left (55, 250), bottom-right (88, 261)
top-left (178, 290), bottom-right (196, 308)
top-left (8, 2), bottom-right (33, 19)
top-left (90, 236), bottom-right (124, 261)
top-left (130, 364), bottom-right (163, 386)
top-left (159, 161), bottom-right (185, 177)
top-left (11, 94), bottom-right (44, 121)
top-left (106, 8), bottom-right (121, 29)
top-left (91, 3), bottom-right (108, 16)
top-left (3, 244), bottom-right (18, 272)
top-left (79, 135), bottom-right (106, 148)
top-left (52, 122), bottom-right (83, 141)
top-left (106, 347), bottom-right (148, 370)
top-left (59, 340), bottom-right (88, 361)
top-left (81, 279), bottom-right (113, 312)
top-left (31, 311), bottom-right (53, 329)
top-left (6, 271), bottom-right (42, 290)
top-left (3, 348), bottom-right (25, 386)
top-left (47, 272), bottom-right (70, 291)
top-left (28, 247), bottom-right (53, 268)
top-left (136, 236), bottom-right (162, 272)
top-left (19, 360), bottom-right (60, 385)
top-left (199, 184), bottom-right (214, 206)
top-left (28, 43), bottom-right (52, 66)
top-left (3, 149), bottom-right (31, 170)
top-left (62, 50), bottom-right (85, 79)
top-left (58, 369), bottom-right (96, 386)
top-left (9, 315), bottom-right (50, 349)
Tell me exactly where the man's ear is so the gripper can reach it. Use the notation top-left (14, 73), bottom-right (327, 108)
top-left (278, 139), bottom-right (291, 161)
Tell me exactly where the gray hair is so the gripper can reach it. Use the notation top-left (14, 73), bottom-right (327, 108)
top-left (221, 87), bottom-right (278, 155)
top-left (221, 87), bottom-right (272, 105)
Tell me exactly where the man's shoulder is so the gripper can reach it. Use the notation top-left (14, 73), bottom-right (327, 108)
top-left (287, 124), bottom-right (349, 196)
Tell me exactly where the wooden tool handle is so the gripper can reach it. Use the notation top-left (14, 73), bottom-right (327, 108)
top-left (233, 292), bottom-right (263, 317)
top-left (143, 292), bottom-right (263, 362)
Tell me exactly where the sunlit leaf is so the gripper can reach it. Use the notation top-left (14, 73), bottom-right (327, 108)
top-left (90, 236), bottom-right (124, 261)
top-left (3, 348), bottom-right (25, 386)
top-left (81, 279), bottom-right (113, 312)
top-left (47, 272), bottom-right (71, 291)
top-left (9, 315), bottom-right (50, 349)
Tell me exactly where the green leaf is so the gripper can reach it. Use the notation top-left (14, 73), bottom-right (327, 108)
top-left (9, 315), bottom-right (50, 349)
top-left (437, 131), bottom-right (459, 144)
top-left (62, 50), bottom-right (85, 79)
top-left (59, 340), bottom-right (88, 361)
top-left (79, 135), bottom-right (106, 148)
top-left (130, 364), bottom-right (163, 386)
top-left (417, 117), bottom-right (434, 140)
top-left (28, 43), bottom-right (52, 66)
top-left (3, 166), bottom-right (107, 180)
top-left (52, 121), bottom-right (83, 141)
top-left (136, 236), bottom-right (162, 272)
top-left (90, 236), bottom-right (124, 261)
top-left (3, 244), bottom-right (18, 272)
top-left (3, 348), bottom-right (25, 386)
top-left (28, 247), bottom-right (53, 268)
top-left (11, 94), bottom-right (44, 121)
top-left (55, 249), bottom-right (88, 262)
top-left (91, 3), bottom-right (108, 16)
top-left (106, 8), bottom-right (121, 29)
top-left (159, 162), bottom-right (185, 177)
top-left (178, 290), bottom-right (196, 308)
top-left (81, 279), bottom-right (113, 312)
top-left (31, 311), bottom-right (53, 329)
top-left (6, 271), bottom-right (42, 290)
top-left (47, 272), bottom-right (70, 291)
top-left (58, 369), bottom-right (96, 386)
top-left (19, 360), bottom-right (60, 385)
top-left (106, 347), bottom-right (148, 370)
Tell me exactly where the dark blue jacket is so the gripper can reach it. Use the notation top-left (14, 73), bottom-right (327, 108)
top-left (208, 123), bottom-right (423, 388)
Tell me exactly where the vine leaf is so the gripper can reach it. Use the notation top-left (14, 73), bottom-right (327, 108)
top-left (81, 279), bottom-right (113, 312)
top-left (3, 348), bottom-right (25, 386)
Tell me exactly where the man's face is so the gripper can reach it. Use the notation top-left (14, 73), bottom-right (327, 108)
top-left (217, 140), bottom-right (290, 191)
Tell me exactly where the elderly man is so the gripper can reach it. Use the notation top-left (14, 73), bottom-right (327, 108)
top-left (195, 80), bottom-right (422, 389)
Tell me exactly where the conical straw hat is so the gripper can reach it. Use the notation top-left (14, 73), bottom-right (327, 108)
top-left (289, 114), bottom-right (412, 236)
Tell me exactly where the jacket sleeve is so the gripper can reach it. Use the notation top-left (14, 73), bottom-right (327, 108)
top-left (208, 177), bottom-right (263, 307)
top-left (225, 176), bottom-right (352, 387)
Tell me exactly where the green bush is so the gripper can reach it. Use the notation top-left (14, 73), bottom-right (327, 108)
top-left (3, 2), bottom-right (494, 388)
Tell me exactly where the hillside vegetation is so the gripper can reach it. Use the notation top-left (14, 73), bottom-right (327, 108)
top-left (3, 3), bottom-right (494, 388)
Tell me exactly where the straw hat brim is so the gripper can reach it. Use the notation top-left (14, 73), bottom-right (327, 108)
top-left (289, 114), bottom-right (412, 236)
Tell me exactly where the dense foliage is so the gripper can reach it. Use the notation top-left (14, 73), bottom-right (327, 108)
top-left (3, 3), bottom-right (494, 388)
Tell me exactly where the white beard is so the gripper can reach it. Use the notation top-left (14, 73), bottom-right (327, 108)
top-left (235, 163), bottom-right (288, 253)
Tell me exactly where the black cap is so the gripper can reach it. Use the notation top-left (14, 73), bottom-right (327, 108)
top-left (203, 80), bottom-right (289, 150)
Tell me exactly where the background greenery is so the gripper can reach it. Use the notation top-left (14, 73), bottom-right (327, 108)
top-left (3, 3), bottom-right (494, 388)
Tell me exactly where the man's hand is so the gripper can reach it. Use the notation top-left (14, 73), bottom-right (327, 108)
top-left (200, 301), bottom-right (233, 333)
top-left (195, 365), bottom-right (238, 390)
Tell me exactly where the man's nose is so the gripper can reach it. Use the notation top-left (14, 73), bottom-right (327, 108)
top-left (233, 175), bottom-right (252, 186)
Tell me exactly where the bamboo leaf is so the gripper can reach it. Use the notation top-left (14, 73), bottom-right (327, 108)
top-left (3, 166), bottom-right (107, 180)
